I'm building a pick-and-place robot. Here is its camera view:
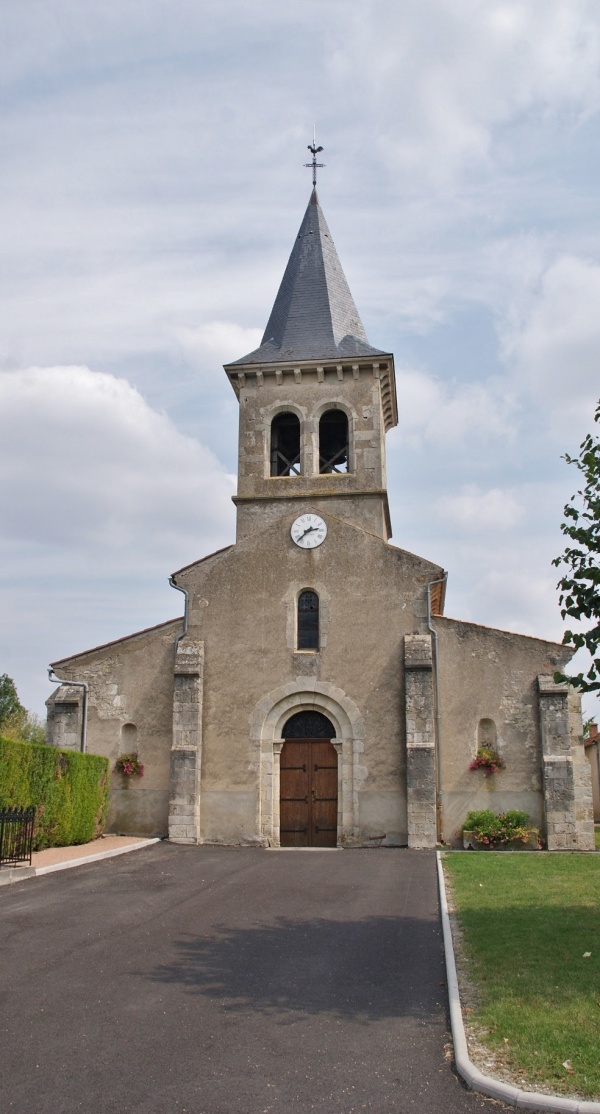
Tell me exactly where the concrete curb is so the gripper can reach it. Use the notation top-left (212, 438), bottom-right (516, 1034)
top-left (436, 851), bottom-right (600, 1114)
top-left (0, 838), bottom-right (161, 885)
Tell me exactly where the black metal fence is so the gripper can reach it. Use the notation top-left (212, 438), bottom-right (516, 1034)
top-left (0, 807), bottom-right (36, 867)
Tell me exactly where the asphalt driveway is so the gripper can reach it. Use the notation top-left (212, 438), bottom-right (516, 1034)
top-left (0, 844), bottom-right (506, 1113)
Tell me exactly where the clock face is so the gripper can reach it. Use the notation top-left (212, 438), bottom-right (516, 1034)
top-left (291, 513), bottom-right (327, 549)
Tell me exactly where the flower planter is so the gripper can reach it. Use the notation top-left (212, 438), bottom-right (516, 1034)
top-left (461, 810), bottom-right (540, 851)
top-left (469, 747), bottom-right (505, 776)
top-left (114, 752), bottom-right (144, 779)
top-left (462, 832), bottom-right (538, 851)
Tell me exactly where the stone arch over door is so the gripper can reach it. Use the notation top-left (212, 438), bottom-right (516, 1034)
top-left (249, 680), bottom-right (365, 847)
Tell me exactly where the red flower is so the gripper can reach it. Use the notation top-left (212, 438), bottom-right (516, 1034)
top-left (115, 752), bottom-right (144, 777)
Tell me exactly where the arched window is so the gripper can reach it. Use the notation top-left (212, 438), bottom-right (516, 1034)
top-left (297, 589), bottom-right (319, 651)
top-left (319, 409), bottom-right (349, 473)
top-left (283, 710), bottom-right (335, 738)
top-left (121, 723), bottom-right (137, 747)
top-left (477, 718), bottom-right (497, 748)
top-left (271, 412), bottom-right (301, 476)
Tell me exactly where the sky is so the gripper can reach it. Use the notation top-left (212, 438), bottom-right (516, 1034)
top-left (1, 0), bottom-right (599, 722)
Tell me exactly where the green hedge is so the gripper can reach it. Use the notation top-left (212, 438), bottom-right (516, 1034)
top-left (0, 737), bottom-right (109, 849)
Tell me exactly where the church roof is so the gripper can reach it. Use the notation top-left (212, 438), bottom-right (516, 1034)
top-left (230, 188), bottom-right (386, 365)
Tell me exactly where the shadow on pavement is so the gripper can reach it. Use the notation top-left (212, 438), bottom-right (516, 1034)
top-left (150, 912), bottom-right (445, 1023)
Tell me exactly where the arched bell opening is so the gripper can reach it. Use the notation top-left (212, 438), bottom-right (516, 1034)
top-left (270, 412), bottom-right (301, 476)
top-left (319, 409), bottom-right (349, 473)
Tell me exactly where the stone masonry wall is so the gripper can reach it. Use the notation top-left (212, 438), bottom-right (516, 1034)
top-left (168, 639), bottom-right (204, 844)
top-left (538, 675), bottom-right (594, 850)
top-left (46, 685), bottom-right (84, 751)
top-left (404, 633), bottom-right (437, 848)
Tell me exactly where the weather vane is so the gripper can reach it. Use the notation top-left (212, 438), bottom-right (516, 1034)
top-left (304, 127), bottom-right (325, 187)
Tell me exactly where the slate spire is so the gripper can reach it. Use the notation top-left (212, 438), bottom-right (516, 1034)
top-left (231, 189), bottom-right (384, 365)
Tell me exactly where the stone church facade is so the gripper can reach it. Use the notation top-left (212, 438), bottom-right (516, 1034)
top-left (47, 189), bottom-right (594, 850)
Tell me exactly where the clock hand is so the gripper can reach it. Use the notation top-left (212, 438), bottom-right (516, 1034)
top-left (301, 525), bottom-right (318, 537)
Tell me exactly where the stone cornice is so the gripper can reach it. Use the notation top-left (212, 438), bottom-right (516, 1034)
top-left (224, 355), bottom-right (398, 433)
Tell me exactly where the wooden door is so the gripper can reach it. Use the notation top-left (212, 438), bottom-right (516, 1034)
top-left (280, 739), bottom-right (338, 847)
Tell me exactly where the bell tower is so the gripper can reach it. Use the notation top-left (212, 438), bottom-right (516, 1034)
top-left (224, 188), bottom-right (398, 541)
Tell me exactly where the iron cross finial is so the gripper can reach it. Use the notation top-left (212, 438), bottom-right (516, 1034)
top-left (304, 127), bottom-right (325, 188)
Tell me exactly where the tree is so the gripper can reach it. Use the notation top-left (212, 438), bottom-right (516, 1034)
top-left (0, 674), bottom-right (25, 728)
top-left (13, 713), bottom-right (46, 746)
top-left (0, 674), bottom-right (46, 744)
top-left (553, 401), bottom-right (600, 693)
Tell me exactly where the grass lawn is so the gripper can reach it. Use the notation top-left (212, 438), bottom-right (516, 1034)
top-left (443, 853), bottom-right (600, 1099)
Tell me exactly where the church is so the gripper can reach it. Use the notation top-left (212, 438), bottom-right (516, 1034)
top-left (46, 184), bottom-right (594, 851)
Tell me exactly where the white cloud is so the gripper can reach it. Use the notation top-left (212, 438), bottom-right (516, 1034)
top-left (503, 255), bottom-right (600, 433)
top-left (334, 0), bottom-right (600, 186)
top-left (1, 0), bottom-right (600, 733)
top-left (461, 564), bottom-right (561, 637)
top-left (392, 368), bottom-right (517, 447)
top-left (176, 321), bottom-right (263, 369)
top-left (0, 365), bottom-right (236, 715)
top-left (436, 484), bottom-right (524, 531)
top-left (0, 366), bottom-right (234, 557)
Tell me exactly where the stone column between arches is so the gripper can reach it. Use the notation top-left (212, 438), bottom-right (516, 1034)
top-left (250, 681), bottom-right (365, 847)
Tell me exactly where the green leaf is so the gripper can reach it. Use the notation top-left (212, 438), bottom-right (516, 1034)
top-left (553, 400), bottom-right (600, 693)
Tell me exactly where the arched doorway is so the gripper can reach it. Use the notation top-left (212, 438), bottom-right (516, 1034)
top-left (280, 711), bottom-right (338, 847)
